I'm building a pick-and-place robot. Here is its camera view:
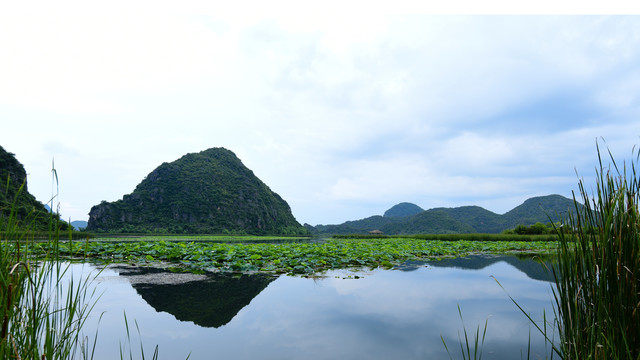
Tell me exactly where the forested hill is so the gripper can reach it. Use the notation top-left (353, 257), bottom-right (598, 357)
top-left (383, 202), bottom-right (424, 217)
top-left (307, 195), bottom-right (579, 235)
top-left (0, 145), bottom-right (66, 230)
top-left (87, 148), bottom-right (307, 235)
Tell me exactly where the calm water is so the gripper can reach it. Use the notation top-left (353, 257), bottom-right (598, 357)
top-left (69, 255), bottom-right (557, 360)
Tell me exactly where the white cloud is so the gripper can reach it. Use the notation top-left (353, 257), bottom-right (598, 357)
top-left (0, 16), bottom-right (237, 113)
top-left (2, 15), bottom-right (640, 225)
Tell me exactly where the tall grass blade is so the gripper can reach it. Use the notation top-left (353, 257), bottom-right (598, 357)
top-left (441, 304), bottom-right (488, 360)
top-left (1, 167), bottom-right (100, 359)
top-left (550, 141), bottom-right (640, 359)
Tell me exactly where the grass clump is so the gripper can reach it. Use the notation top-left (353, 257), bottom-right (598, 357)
top-left (444, 143), bottom-right (640, 360)
top-left (1, 179), bottom-right (99, 359)
top-left (441, 305), bottom-right (488, 360)
top-left (551, 143), bottom-right (640, 359)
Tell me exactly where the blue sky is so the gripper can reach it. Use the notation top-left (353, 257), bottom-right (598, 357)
top-left (2, 12), bottom-right (640, 226)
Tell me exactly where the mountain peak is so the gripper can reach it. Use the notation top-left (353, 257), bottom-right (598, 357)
top-left (87, 147), bottom-right (307, 235)
top-left (383, 202), bottom-right (424, 218)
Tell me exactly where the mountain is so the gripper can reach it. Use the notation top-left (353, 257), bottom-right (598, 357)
top-left (503, 194), bottom-right (577, 229)
top-left (0, 145), bottom-right (66, 231)
top-left (383, 202), bottom-right (424, 217)
top-left (309, 194), bottom-right (579, 235)
top-left (71, 220), bottom-right (88, 230)
top-left (383, 209), bottom-right (477, 234)
top-left (433, 206), bottom-right (506, 233)
top-left (87, 148), bottom-right (307, 235)
top-left (310, 215), bottom-right (401, 235)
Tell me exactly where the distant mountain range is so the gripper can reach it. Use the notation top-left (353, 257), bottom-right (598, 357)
top-left (71, 220), bottom-right (88, 230)
top-left (306, 194), bottom-right (580, 235)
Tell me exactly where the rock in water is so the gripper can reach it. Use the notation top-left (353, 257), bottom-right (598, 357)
top-left (87, 148), bottom-right (307, 235)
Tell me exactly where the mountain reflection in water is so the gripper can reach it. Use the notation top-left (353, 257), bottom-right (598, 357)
top-left (109, 265), bottom-right (277, 328)
top-left (398, 254), bottom-right (555, 282)
top-left (79, 255), bottom-right (556, 360)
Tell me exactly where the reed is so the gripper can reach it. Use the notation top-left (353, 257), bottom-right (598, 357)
top-left (441, 305), bottom-right (488, 360)
top-left (1, 178), bottom-right (99, 359)
top-left (551, 143), bottom-right (640, 359)
top-left (445, 143), bottom-right (640, 359)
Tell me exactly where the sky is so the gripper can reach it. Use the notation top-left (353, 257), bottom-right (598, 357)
top-left (2, 9), bottom-right (640, 226)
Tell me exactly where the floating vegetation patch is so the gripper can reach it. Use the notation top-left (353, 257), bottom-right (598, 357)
top-left (89, 234), bottom-right (313, 243)
top-left (9, 238), bottom-right (559, 275)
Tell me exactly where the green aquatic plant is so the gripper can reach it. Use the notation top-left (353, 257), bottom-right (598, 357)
top-left (90, 235), bottom-right (311, 242)
top-left (335, 233), bottom-right (559, 241)
top-left (443, 142), bottom-right (640, 360)
top-left (441, 305), bottom-right (488, 360)
top-left (1, 178), bottom-right (100, 359)
top-left (115, 311), bottom-right (191, 360)
top-left (22, 238), bottom-right (556, 274)
top-left (550, 143), bottom-right (640, 359)
top-left (498, 142), bottom-right (640, 360)
top-left (27, 237), bottom-right (558, 275)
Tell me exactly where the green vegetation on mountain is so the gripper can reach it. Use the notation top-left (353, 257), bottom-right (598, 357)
top-left (383, 202), bottom-right (424, 217)
top-left (502, 194), bottom-right (576, 229)
top-left (87, 147), bottom-right (307, 235)
top-left (0, 145), bottom-right (66, 231)
top-left (309, 194), bottom-right (579, 235)
top-left (504, 222), bottom-right (555, 235)
top-left (310, 215), bottom-right (398, 235)
top-left (429, 206), bottom-right (505, 233)
top-left (383, 210), bottom-right (476, 234)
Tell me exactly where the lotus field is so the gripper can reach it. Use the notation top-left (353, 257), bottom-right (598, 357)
top-left (16, 237), bottom-right (559, 275)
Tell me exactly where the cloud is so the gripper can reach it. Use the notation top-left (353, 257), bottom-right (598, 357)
top-left (2, 15), bottom-right (640, 224)
top-left (0, 15), bottom-right (236, 113)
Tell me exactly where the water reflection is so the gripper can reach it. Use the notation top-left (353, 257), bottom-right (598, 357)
top-left (79, 255), bottom-right (556, 360)
top-left (110, 265), bottom-right (277, 328)
top-left (404, 254), bottom-right (556, 282)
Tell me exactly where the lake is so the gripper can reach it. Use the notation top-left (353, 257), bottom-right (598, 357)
top-left (72, 255), bottom-right (557, 359)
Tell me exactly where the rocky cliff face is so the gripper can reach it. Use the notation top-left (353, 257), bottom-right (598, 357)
top-left (87, 148), bottom-right (307, 235)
